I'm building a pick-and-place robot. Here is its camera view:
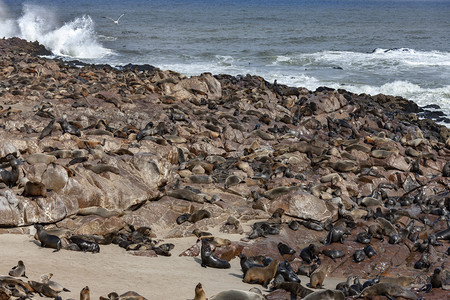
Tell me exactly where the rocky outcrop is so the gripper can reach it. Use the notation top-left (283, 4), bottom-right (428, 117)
top-left (0, 38), bottom-right (449, 298)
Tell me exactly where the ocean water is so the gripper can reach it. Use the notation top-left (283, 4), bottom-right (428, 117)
top-left (1, 0), bottom-right (449, 123)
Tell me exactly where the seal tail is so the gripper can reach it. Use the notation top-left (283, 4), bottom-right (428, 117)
top-left (63, 288), bottom-right (71, 292)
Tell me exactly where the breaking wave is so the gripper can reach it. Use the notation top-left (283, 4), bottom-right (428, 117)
top-left (0, 2), bottom-right (111, 59)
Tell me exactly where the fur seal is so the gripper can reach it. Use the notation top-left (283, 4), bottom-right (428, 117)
top-left (8, 260), bottom-right (27, 278)
top-left (309, 265), bottom-right (331, 288)
top-left (209, 290), bottom-right (265, 300)
top-left (34, 224), bottom-right (61, 252)
top-left (238, 254), bottom-right (265, 275)
top-left (324, 226), bottom-right (349, 245)
top-left (363, 245), bottom-right (376, 258)
top-left (442, 161), bottom-right (450, 177)
top-left (321, 249), bottom-right (345, 262)
top-left (80, 286), bottom-right (90, 300)
top-left (21, 181), bottom-right (46, 198)
top-left (297, 263), bottom-right (318, 277)
top-left (189, 209), bottom-right (211, 223)
top-left (200, 240), bottom-right (230, 269)
top-left (153, 243), bottom-right (175, 256)
top-left (302, 289), bottom-right (345, 300)
top-left (0, 154), bottom-right (22, 188)
top-left (39, 119), bottom-right (55, 139)
top-left (356, 230), bottom-right (372, 244)
top-left (276, 282), bottom-right (314, 298)
top-left (434, 227), bottom-right (450, 241)
top-left (353, 249), bottom-right (365, 263)
top-left (277, 242), bottom-right (296, 257)
top-left (430, 268), bottom-right (443, 289)
top-left (288, 220), bottom-right (299, 231)
top-left (277, 260), bottom-right (300, 283)
top-left (40, 273), bottom-right (70, 292)
top-left (194, 283), bottom-right (206, 300)
top-left (300, 244), bottom-right (320, 263)
top-left (360, 282), bottom-right (418, 299)
top-left (69, 236), bottom-right (100, 253)
top-left (28, 281), bottom-right (59, 298)
top-left (243, 259), bottom-right (279, 288)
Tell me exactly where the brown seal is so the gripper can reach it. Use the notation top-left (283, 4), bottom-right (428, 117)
top-left (22, 181), bottom-right (46, 198)
top-left (243, 259), bottom-right (279, 287)
top-left (310, 265), bottom-right (331, 288)
top-left (194, 283), bottom-right (206, 300)
top-left (360, 282), bottom-right (417, 299)
top-left (80, 286), bottom-right (90, 300)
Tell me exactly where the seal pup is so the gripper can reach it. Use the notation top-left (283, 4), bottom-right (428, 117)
top-left (69, 236), bottom-right (100, 253)
top-left (310, 264), bottom-right (331, 289)
top-left (34, 224), bottom-right (61, 252)
top-left (360, 282), bottom-right (418, 299)
top-left (243, 259), bottom-right (279, 288)
top-left (194, 283), bottom-right (206, 300)
top-left (302, 289), bottom-right (345, 300)
top-left (39, 119), bottom-right (55, 139)
top-left (277, 242), bottom-right (296, 257)
top-left (21, 181), bottom-right (47, 198)
top-left (200, 239), bottom-right (230, 269)
top-left (321, 249), bottom-right (345, 262)
top-left (80, 286), bottom-right (90, 300)
top-left (324, 226), bottom-right (348, 245)
top-left (8, 260), bottom-right (27, 278)
top-left (300, 244), bottom-right (320, 263)
top-left (353, 249), bottom-right (365, 263)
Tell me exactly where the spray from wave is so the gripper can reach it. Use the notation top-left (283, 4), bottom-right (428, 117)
top-left (0, 2), bottom-right (111, 59)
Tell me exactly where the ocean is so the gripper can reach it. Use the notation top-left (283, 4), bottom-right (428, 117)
top-left (1, 0), bottom-right (449, 124)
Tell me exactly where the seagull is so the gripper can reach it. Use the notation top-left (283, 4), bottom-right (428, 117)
top-left (103, 13), bottom-right (125, 25)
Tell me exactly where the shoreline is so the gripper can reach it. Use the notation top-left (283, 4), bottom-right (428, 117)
top-left (0, 37), bottom-right (449, 299)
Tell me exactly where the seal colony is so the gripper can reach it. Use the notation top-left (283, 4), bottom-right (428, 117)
top-left (0, 38), bottom-right (449, 299)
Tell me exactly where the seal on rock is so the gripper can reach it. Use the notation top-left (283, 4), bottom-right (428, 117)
top-left (200, 240), bottom-right (230, 269)
top-left (321, 249), bottom-right (345, 262)
top-left (276, 282), bottom-right (313, 298)
top-left (34, 224), bottom-right (61, 252)
top-left (22, 181), bottom-right (47, 198)
top-left (243, 259), bottom-right (279, 288)
top-left (324, 226), bottom-right (349, 245)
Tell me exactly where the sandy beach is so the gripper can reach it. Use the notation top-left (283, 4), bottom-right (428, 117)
top-left (0, 232), bottom-right (345, 300)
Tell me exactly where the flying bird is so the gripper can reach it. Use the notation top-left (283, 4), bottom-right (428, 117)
top-left (103, 13), bottom-right (125, 25)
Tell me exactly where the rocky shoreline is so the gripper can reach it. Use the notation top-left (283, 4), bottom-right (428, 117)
top-left (0, 38), bottom-right (449, 299)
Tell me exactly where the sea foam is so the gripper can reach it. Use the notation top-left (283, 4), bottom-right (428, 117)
top-left (0, 2), bottom-right (111, 59)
